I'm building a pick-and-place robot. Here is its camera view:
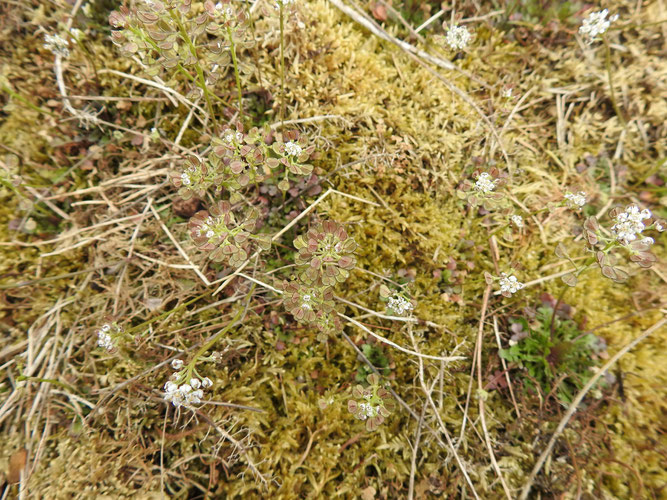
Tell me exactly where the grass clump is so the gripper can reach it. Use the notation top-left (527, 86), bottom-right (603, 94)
top-left (500, 300), bottom-right (608, 405)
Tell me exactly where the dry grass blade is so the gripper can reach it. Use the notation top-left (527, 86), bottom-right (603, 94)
top-left (475, 286), bottom-right (513, 499)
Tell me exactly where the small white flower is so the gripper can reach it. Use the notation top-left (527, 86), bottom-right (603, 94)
top-left (96, 331), bottom-right (114, 351)
top-left (201, 377), bottom-right (213, 388)
top-left (387, 294), bottom-right (414, 316)
top-left (275, 0), bottom-right (295, 6)
top-left (579, 9), bottom-right (618, 43)
top-left (656, 222), bottom-right (664, 232)
top-left (445, 25), bottom-right (472, 50)
top-left (171, 359), bottom-right (184, 370)
top-left (180, 172), bottom-right (191, 186)
top-left (502, 87), bottom-right (513, 99)
top-left (215, 2), bottom-right (235, 20)
top-left (474, 172), bottom-right (496, 194)
top-left (357, 402), bottom-right (379, 419)
top-left (511, 215), bottom-right (523, 228)
top-left (284, 141), bottom-right (303, 157)
top-left (190, 378), bottom-right (201, 389)
top-left (564, 191), bottom-right (586, 209)
top-left (164, 379), bottom-right (206, 409)
top-left (224, 130), bottom-right (243, 144)
top-left (499, 273), bottom-right (524, 296)
top-left (70, 28), bottom-right (83, 40)
top-left (206, 230), bottom-right (215, 238)
top-left (96, 323), bottom-right (121, 351)
top-left (188, 389), bottom-right (204, 405)
top-left (611, 204), bottom-right (652, 245)
top-left (301, 294), bottom-right (312, 310)
top-left (44, 33), bottom-right (70, 57)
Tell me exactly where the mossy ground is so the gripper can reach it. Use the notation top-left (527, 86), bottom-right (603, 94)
top-left (1, 0), bottom-right (666, 498)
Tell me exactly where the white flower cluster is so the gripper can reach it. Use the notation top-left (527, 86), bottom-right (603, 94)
top-left (356, 402), bottom-right (379, 420)
top-left (164, 359), bottom-right (213, 409)
top-left (224, 129), bottom-right (244, 144)
top-left (43, 34), bottom-right (70, 57)
top-left (511, 214), bottom-right (523, 228)
top-left (445, 25), bottom-right (472, 50)
top-left (611, 205), bottom-right (652, 245)
top-left (198, 215), bottom-right (218, 239)
top-left (301, 294), bottom-right (312, 310)
top-left (387, 294), bottom-right (414, 316)
top-left (474, 172), bottom-right (496, 194)
top-left (180, 164), bottom-right (198, 186)
top-left (564, 191), bottom-right (586, 209)
top-left (579, 9), bottom-right (618, 43)
top-left (284, 141), bottom-right (303, 157)
top-left (96, 324), bottom-right (115, 351)
top-left (215, 2), bottom-right (235, 20)
top-left (499, 273), bottom-right (524, 295)
top-left (276, 0), bottom-right (296, 6)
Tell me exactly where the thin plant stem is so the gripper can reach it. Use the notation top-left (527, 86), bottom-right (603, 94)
top-left (603, 37), bottom-right (626, 127)
top-left (182, 284), bottom-right (256, 380)
top-left (72, 36), bottom-right (102, 92)
top-left (128, 291), bottom-right (213, 335)
top-left (0, 84), bottom-right (55, 117)
top-left (169, 9), bottom-right (218, 130)
top-left (189, 307), bottom-right (243, 369)
top-left (126, 25), bottom-right (232, 113)
top-left (227, 26), bottom-right (244, 122)
top-left (279, 3), bottom-right (285, 127)
top-left (243, 1), bottom-right (265, 89)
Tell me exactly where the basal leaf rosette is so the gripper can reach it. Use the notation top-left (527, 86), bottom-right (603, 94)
top-left (171, 156), bottom-right (220, 200)
top-left (456, 168), bottom-right (509, 211)
top-left (189, 201), bottom-right (260, 267)
top-left (347, 374), bottom-right (396, 431)
top-left (266, 130), bottom-right (315, 191)
top-left (294, 221), bottom-right (357, 286)
top-left (209, 124), bottom-right (265, 189)
top-left (314, 311), bottom-right (343, 342)
top-left (281, 280), bottom-right (335, 324)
